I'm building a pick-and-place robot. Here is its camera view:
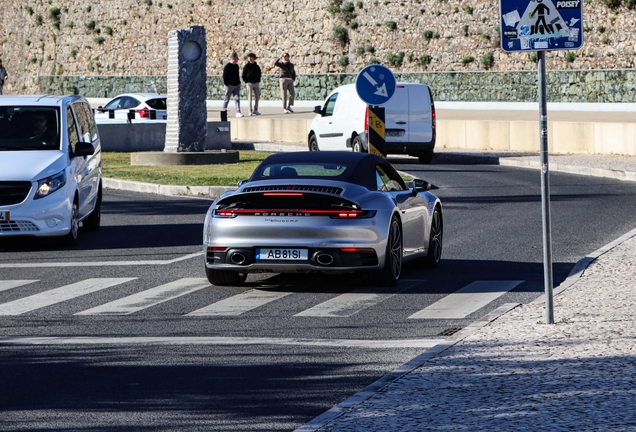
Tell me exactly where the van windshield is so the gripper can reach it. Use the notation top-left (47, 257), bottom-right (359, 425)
top-left (0, 106), bottom-right (61, 151)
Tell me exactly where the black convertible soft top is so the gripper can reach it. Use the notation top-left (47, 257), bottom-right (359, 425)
top-left (249, 151), bottom-right (399, 191)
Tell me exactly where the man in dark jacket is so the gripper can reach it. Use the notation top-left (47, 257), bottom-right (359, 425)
top-left (222, 53), bottom-right (243, 118)
top-left (242, 53), bottom-right (261, 116)
top-left (274, 53), bottom-right (296, 113)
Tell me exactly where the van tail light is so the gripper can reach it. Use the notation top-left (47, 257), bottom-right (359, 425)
top-left (136, 108), bottom-right (151, 119)
top-left (432, 104), bottom-right (436, 139)
top-left (364, 106), bottom-right (369, 141)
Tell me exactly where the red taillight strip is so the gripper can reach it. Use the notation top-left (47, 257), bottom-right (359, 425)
top-left (215, 209), bottom-right (364, 217)
top-left (207, 246), bottom-right (228, 251)
top-left (262, 192), bottom-right (304, 196)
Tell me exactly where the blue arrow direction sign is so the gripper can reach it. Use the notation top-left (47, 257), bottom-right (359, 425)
top-left (500, 0), bottom-right (583, 52)
top-left (355, 65), bottom-right (397, 106)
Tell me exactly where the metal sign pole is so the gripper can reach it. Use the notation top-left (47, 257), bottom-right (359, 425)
top-left (538, 50), bottom-right (554, 324)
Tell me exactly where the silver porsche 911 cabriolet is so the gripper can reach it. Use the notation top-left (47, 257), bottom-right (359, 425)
top-left (203, 152), bottom-right (442, 286)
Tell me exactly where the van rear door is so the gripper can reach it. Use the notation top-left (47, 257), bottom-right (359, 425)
top-left (383, 86), bottom-right (409, 143)
top-left (408, 84), bottom-right (433, 144)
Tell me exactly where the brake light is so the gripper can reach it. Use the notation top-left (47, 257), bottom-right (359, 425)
top-left (432, 104), bottom-right (436, 137)
top-left (207, 246), bottom-right (228, 252)
top-left (214, 209), bottom-right (372, 218)
top-left (341, 247), bottom-right (375, 253)
top-left (136, 108), bottom-right (151, 119)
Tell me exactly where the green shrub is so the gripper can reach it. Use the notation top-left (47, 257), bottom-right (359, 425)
top-left (66, 21), bottom-right (74, 28)
top-left (25, 6), bottom-right (34, 15)
top-left (419, 54), bottom-right (431, 65)
top-left (385, 21), bottom-right (397, 30)
top-left (70, 49), bottom-right (78, 58)
top-left (565, 52), bottom-right (576, 62)
top-left (94, 36), bottom-right (105, 45)
top-left (25, 39), bottom-right (31, 46)
top-left (104, 26), bottom-right (113, 35)
top-left (85, 20), bottom-right (96, 31)
top-left (368, 57), bottom-right (380, 64)
top-left (333, 25), bottom-right (348, 43)
top-left (349, 20), bottom-right (358, 29)
top-left (422, 30), bottom-right (434, 40)
top-left (355, 46), bottom-right (365, 55)
top-left (602, 36), bottom-right (610, 44)
top-left (480, 51), bottom-right (494, 69)
top-left (356, 1), bottom-right (363, 7)
top-left (463, 5), bottom-right (473, 14)
top-left (365, 45), bottom-right (375, 53)
top-left (35, 14), bottom-right (43, 26)
top-left (337, 55), bottom-right (349, 66)
top-left (462, 24), bottom-right (469, 37)
top-left (597, 25), bottom-right (605, 33)
top-left (387, 51), bottom-right (404, 66)
top-left (86, 5), bottom-right (92, 12)
top-left (601, 0), bottom-right (621, 9)
top-left (461, 55), bottom-right (474, 64)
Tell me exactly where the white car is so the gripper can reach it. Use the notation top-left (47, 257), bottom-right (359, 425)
top-left (94, 93), bottom-right (167, 120)
top-left (0, 95), bottom-right (102, 246)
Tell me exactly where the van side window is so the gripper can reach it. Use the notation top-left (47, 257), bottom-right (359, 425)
top-left (66, 107), bottom-right (80, 153)
top-left (323, 93), bottom-right (338, 117)
top-left (72, 102), bottom-right (92, 142)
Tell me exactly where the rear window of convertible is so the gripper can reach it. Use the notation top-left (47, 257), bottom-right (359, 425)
top-left (254, 163), bottom-right (350, 179)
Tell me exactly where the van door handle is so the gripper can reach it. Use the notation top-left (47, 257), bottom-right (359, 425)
top-left (396, 121), bottom-right (407, 125)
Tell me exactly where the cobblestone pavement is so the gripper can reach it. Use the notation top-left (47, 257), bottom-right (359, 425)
top-left (296, 153), bottom-right (636, 431)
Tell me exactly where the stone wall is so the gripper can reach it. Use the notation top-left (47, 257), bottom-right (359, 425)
top-left (38, 69), bottom-right (636, 103)
top-left (1, 0), bottom-right (635, 96)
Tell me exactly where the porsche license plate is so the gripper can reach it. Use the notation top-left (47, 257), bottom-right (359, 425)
top-left (256, 248), bottom-right (308, 260)
top-left (0, 211), bottom-right (9, 221)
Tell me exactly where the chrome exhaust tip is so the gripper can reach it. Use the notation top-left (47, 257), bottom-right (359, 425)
top-left (316, 253), bottom-right (334, 266)
top-left (230, 252), bottom-right (247, 265)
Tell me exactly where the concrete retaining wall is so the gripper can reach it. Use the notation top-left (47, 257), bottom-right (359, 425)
top-left (97, 121), bottom-right (231, 152)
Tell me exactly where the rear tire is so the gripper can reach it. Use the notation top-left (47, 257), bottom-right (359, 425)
top-left (418, 150), bottom-right (434, 164)
top-left (309, 134), bottom-right (319, 151)
top-left (206, 267), bottom-right (247, 286)
top-left (377, 216), bottom-right (402, 286)
top-left (424, 206), bottom-right (443, 268)
top-left (352, 135), bottom-right (363, 153)
top-left (83, 184), bottom-right (102, 232)
top-left (58, 200), bottom-right (79, 247)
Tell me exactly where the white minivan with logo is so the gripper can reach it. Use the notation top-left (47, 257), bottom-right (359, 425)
top-left (308, 82), bottom-right (436, 163)
top-left (0, 95), bottom-right (102, 246)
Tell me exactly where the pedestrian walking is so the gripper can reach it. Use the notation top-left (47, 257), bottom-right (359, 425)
top-left (274, 53), bottom-right (296, 114)
top-left (222, 52), bottom-right (243, 118)
top-left (242, 53), bottom-right (261, 116)
top-left (0, 60), bottom-right (8, 95)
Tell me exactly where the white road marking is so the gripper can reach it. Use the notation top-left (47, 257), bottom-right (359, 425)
top-left (76, 278), bottom-right (210, 315)
top-left (295, 283), bottom-right (417, 317)
top-left (0, 278), bottom-right (136, 316)
top-left (0, 252), bottom-right (203, 269)
top-left (0, 280), bottom-right (38, 293)
top-left (187, 289), bottom-right (291, 316)
top-left (408, 280), bottom-right (524, 319)
top-left (0, 336), bottom-right (445, 349)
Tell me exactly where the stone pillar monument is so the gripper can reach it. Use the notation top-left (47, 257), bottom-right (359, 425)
top-left (164, 26), bottom-right (207, 152)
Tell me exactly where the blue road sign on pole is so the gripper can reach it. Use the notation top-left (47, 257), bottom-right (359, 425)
top-left (500, 0), bottom-right (583, 52)
top-left (355, 65), bottom-right (396, 106)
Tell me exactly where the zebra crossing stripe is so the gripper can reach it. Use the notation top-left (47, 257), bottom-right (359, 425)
top-left (76, 278), bottom-right (210, 316)
top-left (187, 289), bottom-right (292, 316)
top-left (295, 283), bottom-right (417, 317)
top-left (408, 280), bottom-right (524, 319)
top-left (0, 278), bottom-right (136, 316)
top-left (0, 280), bottom-right (38, 293)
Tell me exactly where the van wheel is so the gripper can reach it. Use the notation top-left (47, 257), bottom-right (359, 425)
top-left (352, 136), bottom-right (363, 153)
top-left (309, 134), bottom-right (319, 151)
top-left (418, 150), bottom-right (434, 164)
top-left (58, 200), bottom-right (80, 247)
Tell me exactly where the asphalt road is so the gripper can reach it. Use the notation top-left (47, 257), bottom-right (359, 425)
top-left (2, 160), bottom-right (636, 431)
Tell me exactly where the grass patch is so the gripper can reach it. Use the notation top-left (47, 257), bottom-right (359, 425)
top-left (102, 151), bottom-right (271, 186)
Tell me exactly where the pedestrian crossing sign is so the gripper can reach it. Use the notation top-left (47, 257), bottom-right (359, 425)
top-left (500, 0), bottom-right (583, 52)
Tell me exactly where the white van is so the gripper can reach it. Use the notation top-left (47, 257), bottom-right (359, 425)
top-left (308, 82), bottom-right (436, 163)
top-left (0, 95), bottom-right (102, 246)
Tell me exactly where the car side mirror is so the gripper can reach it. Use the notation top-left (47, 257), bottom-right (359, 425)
top-left (313, 105), bottom-right (323, 115)
top-left (72, 141), bottom-right (95, 158)
top-left (411, 178), bottom-right (431, 194)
